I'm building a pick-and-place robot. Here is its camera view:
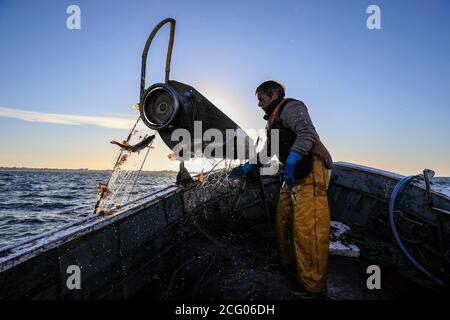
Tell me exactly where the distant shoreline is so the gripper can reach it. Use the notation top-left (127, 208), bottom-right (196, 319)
top-left (0, 167), bottom-right (178, 174)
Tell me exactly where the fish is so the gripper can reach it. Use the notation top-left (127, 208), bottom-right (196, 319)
top-left (110, 134), bottom-right (156, 152)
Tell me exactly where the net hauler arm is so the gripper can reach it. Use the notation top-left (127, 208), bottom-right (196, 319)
top-left (138, 18), bottom-right (251, 160)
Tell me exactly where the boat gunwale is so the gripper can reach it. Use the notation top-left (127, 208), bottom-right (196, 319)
top-left (0, 185), bottom-right (180, 272)
top-left (334, 162), bottom-right (450, 201)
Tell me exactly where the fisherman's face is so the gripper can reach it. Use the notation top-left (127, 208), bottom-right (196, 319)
top-left (257, 92), bottom-right (278, 110)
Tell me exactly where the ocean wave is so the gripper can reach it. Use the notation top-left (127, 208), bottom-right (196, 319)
top-left (0, 202), bottom-right (37, 210)
top-left (0, 171), bottom-right (175, 248)
top-left (16, 217), bottom-right (45, 224)
top-left (0, 175), bottom-right (14, 181)
top-left (44, 194), bottom-right (82, 200)
top-left (37, 202), bottom-right (76, 209)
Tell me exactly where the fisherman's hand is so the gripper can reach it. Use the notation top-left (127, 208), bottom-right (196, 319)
top-left (283, 151), bottom-right (302, 188)
top-left (229, 162), bottom-right (253, 179)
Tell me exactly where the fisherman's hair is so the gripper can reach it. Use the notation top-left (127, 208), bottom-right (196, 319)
top-left (255, 80), bottom-right (286, 99)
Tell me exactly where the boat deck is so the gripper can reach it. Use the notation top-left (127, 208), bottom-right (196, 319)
top-left (134, 219), bottom-right (444, 300)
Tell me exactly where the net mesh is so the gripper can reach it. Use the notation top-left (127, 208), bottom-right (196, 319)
top-left (185, 159), bottom-right (242, 214)
top-left (199, 158), bottom-right (238, 190)
top-left (94, 117), bottom-right (156, 216)
top-left (179, 158), bottom-right (243, 244)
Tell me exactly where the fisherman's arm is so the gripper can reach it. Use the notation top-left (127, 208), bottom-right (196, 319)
top-left (280, 101), bottom-right (317, 155)
top-left (280, 101), bottom-right (317, 187)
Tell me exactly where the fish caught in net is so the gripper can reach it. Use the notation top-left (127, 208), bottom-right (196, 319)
top-left (94, 116), bottom-right (156, 216)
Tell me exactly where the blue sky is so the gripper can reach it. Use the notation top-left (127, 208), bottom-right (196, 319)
top-left (0, 0), bottom-right (449, 175)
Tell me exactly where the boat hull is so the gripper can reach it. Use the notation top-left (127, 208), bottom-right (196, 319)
top-left (0, 162), bottom-right (448, 299)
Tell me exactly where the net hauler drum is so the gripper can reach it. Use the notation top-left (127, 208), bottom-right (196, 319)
top-left (140, 80), bottom-right (251, 160)
top-left (139, 18), bottom-right (251, 160)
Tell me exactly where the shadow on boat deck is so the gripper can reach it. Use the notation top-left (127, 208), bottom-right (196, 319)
top-left (134, 219), bottom-right (444, 300)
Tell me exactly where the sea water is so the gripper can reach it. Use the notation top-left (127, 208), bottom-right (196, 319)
top-left (0, 170), bottom-right (448, 249)
top-left (0, 170), bottom-right (176, 248)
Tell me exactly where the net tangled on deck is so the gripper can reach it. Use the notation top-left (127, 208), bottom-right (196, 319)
top-left (178, 158), bottom-right (247, 244)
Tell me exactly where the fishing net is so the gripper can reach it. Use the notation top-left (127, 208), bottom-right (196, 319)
top-left (177, 157), bottom-right (245, 245)
top-left (182, 158), bottom-right (241, 210)
top-left (341, 224), bottom-right (440, 288)
top-left (198, 158), bottom-right (240, 190)
top-left (180, 135), bottom-right (264, 211)
top-left (94, 116), bottom-right (156, 216)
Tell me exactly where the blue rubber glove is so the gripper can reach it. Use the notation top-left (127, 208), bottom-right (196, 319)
top-left (230, 162), bottom-right (253, 179)
top-left (284, 151), bottom-right (302, 188)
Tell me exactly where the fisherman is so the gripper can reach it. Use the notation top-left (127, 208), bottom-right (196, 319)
top-left (231, 80), bottom-right (333, 299)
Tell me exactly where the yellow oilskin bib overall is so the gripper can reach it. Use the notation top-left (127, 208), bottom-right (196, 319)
top-left (276, 154), bottom-right (331, 293)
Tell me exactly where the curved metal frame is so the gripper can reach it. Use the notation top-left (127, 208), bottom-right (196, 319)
top-left (140, 18), bottom-right (176, 104)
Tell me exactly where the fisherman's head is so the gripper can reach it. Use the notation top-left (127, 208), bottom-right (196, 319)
top-left (255, 80), bottom-right (285, 110)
